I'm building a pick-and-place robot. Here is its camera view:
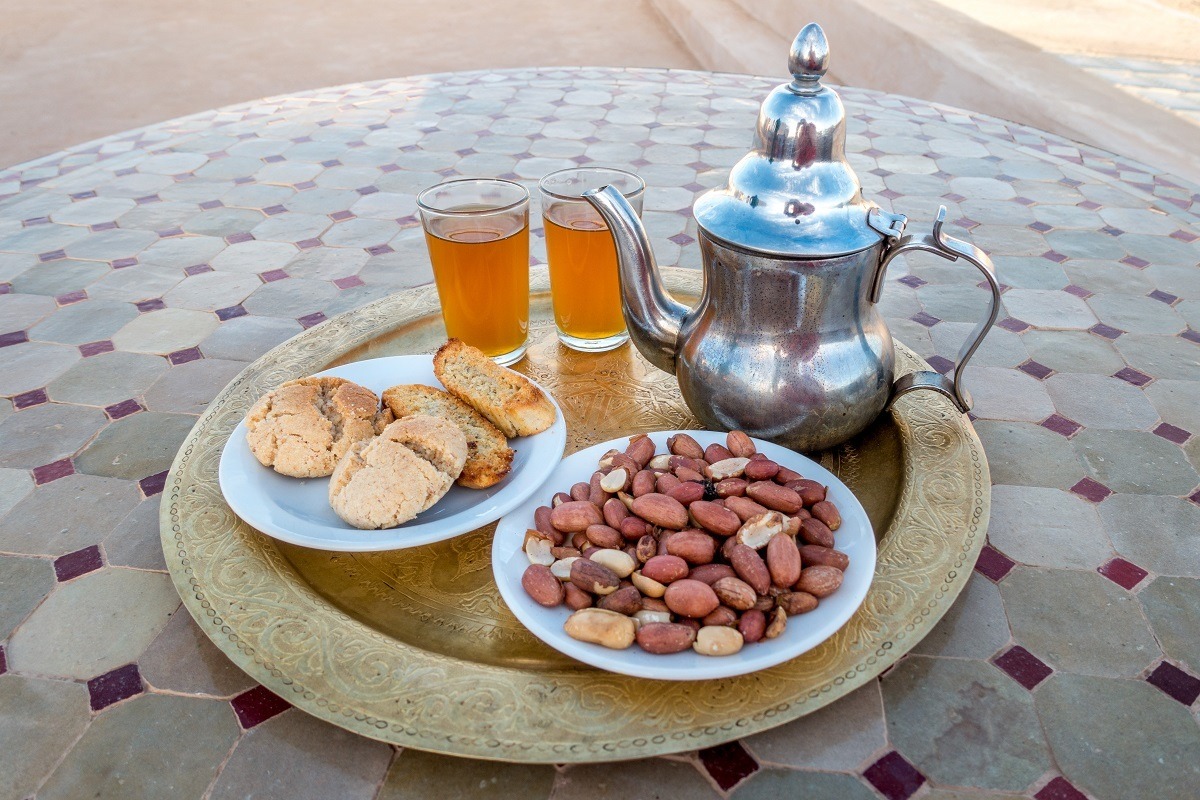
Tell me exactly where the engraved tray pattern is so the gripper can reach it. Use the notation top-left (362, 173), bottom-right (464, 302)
top-left (161, 267), bottom-right (991, 762)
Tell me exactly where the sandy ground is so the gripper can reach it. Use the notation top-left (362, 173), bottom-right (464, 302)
top-left (0, 0), bottom-right (698, 169)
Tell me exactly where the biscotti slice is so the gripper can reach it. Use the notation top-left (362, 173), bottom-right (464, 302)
top-left (382, 384), bottom-right (513, 489)
top-left (328, 415), bottom-right (467, 530)
top-left (246, 376), bottom-right (392, 478)
top-left (432, 339), bottom-right (556, 437)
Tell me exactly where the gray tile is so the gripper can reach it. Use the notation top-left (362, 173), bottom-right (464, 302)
top-left (162, 271), bottom-right (262, 312)
top-left (182, 206), bottom-right (264, 237)
top-left (743, 682), bottom-right (885, 771)
top-left (0, 467), bottom-right (33, 518)
top-left (111, 307), bottom-right (219, 354)
top-left (139, 609), bottom-right (254, 697)
top-left (209, 710), bottom-right (393, 800)
top-left (730, 770), bottom-right (878, 800)
top-left (1035, 673), bottom-right (1200, 800)
top-left (1000, 566), bottom-right (1160, 678)
top-left (990, 256), bottom-right (1068, 290)
top-left (75, 411), bottom-right (197, 480)
top-left (988, 485), bottom-right (1113, 569)
top-left (139, 234), bottom-right (228, 268)
top-left (242, 278), bottom-right (339, 318)
top-left (916, 283), bottom-right (1000, 324)
top-left (47, 351), bottom-right (168, 407)
top-left (38, 693), bottom-right (239, 800)
top-left (1144, 380), bottom-right (1200, 433)
top-left (199, 315), bottom-right (302, 361)
top-left (86, 264), bottom-right (183, 303)
top-left (881, 655), bottom-right (1050, 791)
top-left (1139, 576), bottom-right (1200, 672)
top-left (1073, 429), bottom-right (1200, 495)
top-left (0, 402), bottom-right (107, 468)
top-left (8, 566), bottom-right (179, 679)
top-left (1044, 373), bottom-right (1158, 430)
top-left (1001, 289), bottom-right (1096, 329)
top-left (0, 341), bottom-right (81, 396)
top-left (553, 759), bottom-right (718, 800)
top-left (29, 300), bottom-right (139, 346)
top-left (1114, 334), bottom-right (1200, 382)
top-left (965, 366), bottom-right (1056, 423)
top-left (9, 259), bottom-right (109, 296)
top-left (0, 675), bottom-right (91, 800)
top-left (1098, 494), bottom-right (1200, 576)
top-left (283, 247), bottom-right (369, 281)
top-left (141, 358), bottom-right (244, 414)
top-left (920, 791), bottom-right (1025, 800)
top-left (0, 473), bottom-right (140, 555)
top-left (0, 292), bottom-right (57, 329)
top-left (104, 496), bottom-right (168, 571)
top-left (1021, 330), bottom-right (1126, 375)
top-left (0, 553), bottom-right (55, 635)
top-left (1063, 260), bottom-right (1154, 296)
top-left (912, 572), bottom-right (1011, 658)
top-left (1088, 293), bottom-right (1185, 335)
top-left (973, 420), bottom-right (1088, 489)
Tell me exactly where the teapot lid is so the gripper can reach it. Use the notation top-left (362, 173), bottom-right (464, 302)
top-left (692, 23), bottom-right (882, 258)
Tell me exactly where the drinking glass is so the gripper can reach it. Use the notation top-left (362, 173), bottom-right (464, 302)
top-left (417, 178), bottom-right (530, 366)
top-left (539, 167), bottom-right (645, 352)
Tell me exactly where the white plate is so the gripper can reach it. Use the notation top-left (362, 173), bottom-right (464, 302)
top-left (492, 430), bottom-right (876, 681)
top-left (218, 355), bottom-right (567, 551)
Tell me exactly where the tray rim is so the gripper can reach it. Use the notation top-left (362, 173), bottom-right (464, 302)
top-left (161, 266), bottom-right (991, 762)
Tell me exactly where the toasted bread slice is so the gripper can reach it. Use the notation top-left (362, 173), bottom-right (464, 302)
top-left (432, 339), bottom-right (556, 437)
top-left (382, 383), bottom-right (513, 489)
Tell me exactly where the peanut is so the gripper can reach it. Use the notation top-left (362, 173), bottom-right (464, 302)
top-left (743, 458), bottom-right (780, 481)
top-left (689, 500), bottom-right (741, 537)
top-left (799, 517), bottom-right (835, 549)
top-left (663, 579), bottom-right (720, 618)
top-left (563, 583), bottom-right (593, 610)
top-left (598, 584), bottom-right (643, 616)
top-left (590, 548), bottom-right (636, 578)
top-left (715, 478), bottom-right (748, 498)
top-left (569, 558), bottom-right (620, 595)
top-left (667, 481), bottom-right (705, 506)
top-left (703, 605), bottom-right (739, 627)
top-left (726, 430), bottom-right (756, 458)
top-left (766, 532), bottom-right (802, 588)
top-left (570, 481), bottom-right (590, 502)
top-left (641, 554), bottom-right (689, 584)
top-left (631, 469), bottom-right (657, 497)
top-left (667, 433), bottom-right (705, 459)
top-left (688, 563), bottom-right (736, 585)
top-left (777, 591), bottom-right (818, 615)
top-left (712, 576), bottom-right (757, 611)
top-left (706, 457), bottom-right (750, 480)
top-left (810, 500), bottom-right (842, 531)
top-left (599, 467), bottom-right (629, 494)
top-left (585, 524), bottom-right (622, 549)
top-left (764, 607), bottom-right (787, 639)
top-left (693, 625), bottom-right (744, 656)
top-left (799, 545), bottom-right (849, 571)
top-left (746, 481), bottom-right (803, 514)
top-left (736, 511), bottom-right (787, 549)
top-left (524, 530), bottom-right (555, 565)
top-left (549, 557), bottom-right (578, 581)
top-left (550, 500), bottom-right (603, 533)
top-left (704, 443), bottom-right (734, 464)
top-left (656, 472), bottom-right (682, 494)
top-left (790, 479), bottom-right (826, 506)
top-left (729, 543), bottom-right (771, 595)
top-left (636, 622), bottom-right (697, 654)
top-left (631, 570), bottom-right (667, 598)
top-left (631, 493), bottom-right (689, 530)
top-left (725, 495), bottom-right (770, 522)
top-left (522, 564), bottom-right (564, 607)
top-left (625, 434), bottom-right (656, 468)
top-left (564, 608), bottom-right (636, 649)
top-left (739, 609), bottom-right (767, 643)
top-left (602, 497), bottom-right (628, 529)
top-left (665, 530), bottom-right (717, 565)
top-left (796, 565), bottom-right (844, 598)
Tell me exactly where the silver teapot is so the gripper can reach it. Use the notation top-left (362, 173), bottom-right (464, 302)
top-left (584, 23), bottom-right (1000, 451)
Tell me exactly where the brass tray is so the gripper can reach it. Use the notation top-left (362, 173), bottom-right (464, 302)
top-left (162, 267), bottom-right (990, 762)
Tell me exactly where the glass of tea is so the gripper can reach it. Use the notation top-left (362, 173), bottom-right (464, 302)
top-left (539, 167), bottom-right (645, 352)
top-left (417, 178), bottom-right (530, 366)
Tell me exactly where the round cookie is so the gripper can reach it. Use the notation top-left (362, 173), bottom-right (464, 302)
top-left (328, 414), bottom-right (468, 530)
top-left (246, 376), bottom-right (393, 478)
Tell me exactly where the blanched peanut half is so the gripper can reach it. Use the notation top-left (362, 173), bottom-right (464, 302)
top-left (550, 557), bottom-right (579, 580)
top-left (524, 532), bottom-right (555, 565)
top-left (564, 608), bottom-right (637, 649)
top-left (591, 548), bottom-right (636, 578)
top-left (633, 609), bottom-right (672, 627)
top-left (631, 570), bottom-right (667, 598)
top-left (693, 625), bottom-right (744, 656)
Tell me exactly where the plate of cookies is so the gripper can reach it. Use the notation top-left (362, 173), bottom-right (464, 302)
top-left (218, 339), bottom-right (567, 551)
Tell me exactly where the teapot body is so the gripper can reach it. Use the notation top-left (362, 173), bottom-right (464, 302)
top-left (678, 233), bottom-right (894, 451)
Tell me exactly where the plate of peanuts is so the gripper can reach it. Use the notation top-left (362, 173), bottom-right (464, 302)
top-left (492, 429), bottom-right (875, 681)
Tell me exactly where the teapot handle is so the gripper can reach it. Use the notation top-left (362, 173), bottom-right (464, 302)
top-left (868, 206), bottom-right (1001, 413)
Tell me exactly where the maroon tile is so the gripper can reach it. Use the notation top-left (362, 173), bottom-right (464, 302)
top-left (56, 290), bottom-right (87, 306)
top-left (0, 283), bottom-right (10, 295)
top-left (1063, 284), bottom-right (1093, 299)
top-left (698, 741), bottom-right (758, 791)
top-left (294, 181), bottom-right (317, 190)
top-left (329, 210), bottom-right (355, 221)
top-left (0, 330), bottom-right (29, 348)
top-left (226, 232), bottom-right (255, 244)
top-left (88, 663), bottom-right (144, 711)
top-left (1089, 323), bottom-right (1123, 340)
top-left (24, 215), bottom-right (50, 226)
top-left (1146, 661), bottom-right (1200, 706)
top-left (183, 263), bottom-right (213, 276)
top-left (952, 216), bottom-right (979, 230)
top-left (157, 227), bottom-right (185, 239)
top-left (974, 544), bottom-right (1016, 582)
top-left (1098, 557), bottom-right (1148, 590)
top-left (71, 190), bottom-right (97, 200)
top-left (39, 249), bottom-right (67, 262)
top-left (1070, 477), bottom-right (1112, 503)
top-left (104, 398), bottom-right (142, 420)
top-left (199, 199), bottom-right (224, 210)
top-left (297, 312), bottom-right (326, 329)
top-left (395, 214), bottom-right (419, 228)
top-left (135, 298), bottom-right (165, 313)
top-left (13, 388), bottom-right (48, 410)
top-left (78, 339), bottom-right (115, 358)
top-left (1120, 255), bottom-right (1150, 268)
top-left (926, 354), bottom-right (955, 374)
top-left (333, 275), bottom-right (364, 290)
top-left (910, 312), bottom-right (940, 328)
top-left (1148, 289), bottom-right (1179, 305)
top-left (231, 685), bottom-right (292, 729)
top-left (1154, 422), bottom-right (1191, 444)
top-left (91, 222), bottom-right (118, 232)
top-left (356, 186), bottom-right (379, 196)
top-left (216, 304), bottom-right (248, 321)
top-left (263, 204), bottom-right (286, 216)
top-left (941, 192), bottom-right (966, 203)
top-left (1189, 488), bottom-right (1200, 506)
top-left (863, 751), bottom-right (926, 800)
top-left (233, 176), bottom-right (254, 185)
top-left (139, 470), bottom-right (168, 497)
top-left (1040, 413), bottom-right (1082, 438)
top-left (168, 347), bottom-right (202, 365)
top-left (898, 274), bottom-right (927, 288)
top-left (0, 645), bottom-right (6, 675)
top-left (34, 459), bottom-right (75, 485)
top-left (1041, 250), bottom-right (1068, 263)
top-left (878, 188), bottom-right (901, 201)
top-left (993, 645), bottom-right (1053, 690)
top-left (1014, 196), bottom-right (1036, 206)
top-left (1100, 225), bottom-right (1124, 237)
top-left (380, 164), bottom-right (400, 174)
top-left (54, 545), bottom-right (104, 581)
top-left (259, 269), bottom-right (288, 282)
top-left (1035, 776), bottom-right (1089, 800)
top-left (319, 159), bottom-right (342, 168)
top-left (997, 316), bottom-right (1031, 333)
top-left (263, 154), bottom-right (285, 163)
top-left (111, 257), bottom-right (138, 269)
top-left (296, 237), bottom-right (322, 249)
top-left (1169, 229), bottom-right (1198, 243)
top-left (1078, 199), bottom-right (1102, 210)
top-left (1028, 221), bottom-right (1053, 232)
top-left (1183, 329), bottom-right (1200, 345)
top-left (669, 233), bottom-right (695, 246)
top-left (1113, 366), bottom-right (1152, 387)
top-left (366, 244), bottom-right (393, 256)
top-left (1018, 360), bottom-right (1055, 380)
top-left (134, 194), bottom-right (161, 205)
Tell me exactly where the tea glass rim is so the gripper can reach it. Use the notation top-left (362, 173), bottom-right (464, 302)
top-left (538, 166), bottom-right (645, 203)
top-left (416, 177), bottom-right (530, 216)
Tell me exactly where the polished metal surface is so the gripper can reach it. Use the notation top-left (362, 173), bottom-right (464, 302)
top-left (587, 22), bottom-right (1000, 451)
top-left (691, 23), bottom-right (882, 258)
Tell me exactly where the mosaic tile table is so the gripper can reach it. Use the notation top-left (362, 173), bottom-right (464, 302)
top-left (1, 67), bottom-right (1199, 800)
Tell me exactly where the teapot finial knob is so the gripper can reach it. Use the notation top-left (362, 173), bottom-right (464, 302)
top-left (789, 23), bottom-right (829, 94)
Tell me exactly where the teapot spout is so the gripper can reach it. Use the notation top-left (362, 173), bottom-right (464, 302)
top-left (583, 185), bottom-right (689, 374)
